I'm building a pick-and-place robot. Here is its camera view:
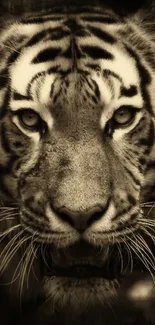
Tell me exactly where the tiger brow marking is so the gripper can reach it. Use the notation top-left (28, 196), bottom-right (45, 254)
top-left (103, 70), bottom-right (138, 98)
top-left (87, 26), bottom-right (116, 44)
top-left (81, 45), bottom-right (113, 60)
top-left (120, 85), bottom-right (138, 98)
top-left (26, 28), bottom-right (70, 47)
top-left (27, 71), bottom-right (46, 96)
top-left (0, 69), bottom-right (8, 90)
top-left (13, 92), bottom-right (32, 101)
top-left (21, 16), bottom-right (64, 24)
top-left (103, 69), bottom-right (122, 82)
top-left (81, 16), bottom-right (119, 24)
top-left (32, 48), bottom-right (62, 64)
top-left (124, 44), bottom-right (152, 114)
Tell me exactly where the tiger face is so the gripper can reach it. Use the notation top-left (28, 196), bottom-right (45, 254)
top-left (0, 5), bottom-right (155, 320)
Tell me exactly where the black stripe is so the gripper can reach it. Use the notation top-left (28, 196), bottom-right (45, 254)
top-left (13, 92), bottom-right (32, 101)
top-left (65, 19), bottom-right (81, 33)
top-left (130, 213), bottom-right (139, 222)
top-left (83, 75), bottom-right (94, 91)
top-left (128, 116), bottom-right (146, 138)
top-left (27, 71), bottom-right (46, 96)
top-left (103, 69), bottom-right (122, 82)
top-left (0, 123), bottom-right (13, 153)
top-left (120, 85), bottom-right (137, 97)
top-left (81, 45), bottom-right (113, 60)
top-left (7, 49), bottom-right (21, 65)
top-left (0, 88), bottom-right (10, 119)
top-left (53, 89), bottom-right (62, 104)
top-left (86, 63), bottom-right (100, 70)
top-left (32, 48), bottom-right (61, 64)
top-left (92, 80), bottom-right (100, 100)
top-left (139, 157), bottom-right (147, 167)
top-left (138, 120), bottom-right (154, 148)
top-left (26, 30), bottom-right (47, 47)
top-left (46, 28), bottom-right (71, 41)
top-left (124, 44), bottom-right (152, 115)
top-left (65, 19), bottom-right (90, 37)
top-left (85, 89), bottom-right (99, 104)
top-left (127, 194), bottom-right (137, 206)
top-left (26, 28), bottom-right (71, 47)
top-left (124, 166), bottom-right (141, 186)
top-left (87, 26), bottom-right (116, 44)
top-left (21, 16), bottom-right (64, 24)
top-left (0, 69), bottom-right (8, 89)
top-left (48, 65), bottom-right (60, 74)
top-left (81, 16), bottom-right (119, 24)
top-left (146, 160), bottom-right (155, 169)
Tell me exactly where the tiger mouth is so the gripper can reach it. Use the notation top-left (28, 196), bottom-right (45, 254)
top-left (41, 241), bottom-right (132, 280)
top-left (45, 263), bottom-right (120, 280)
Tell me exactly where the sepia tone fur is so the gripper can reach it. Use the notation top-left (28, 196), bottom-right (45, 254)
top-left (0, 1), bottom-right (155, 324)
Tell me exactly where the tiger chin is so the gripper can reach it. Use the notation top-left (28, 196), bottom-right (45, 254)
top-left (0, 1), bottom-right (155, 324)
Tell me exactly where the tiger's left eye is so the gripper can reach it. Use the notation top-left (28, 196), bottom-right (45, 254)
top-left (113, 106), bottom-right (135, 126)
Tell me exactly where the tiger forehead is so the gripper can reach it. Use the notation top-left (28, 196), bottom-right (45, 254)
top-left (8, 15), bottom-right (143, 120)
top-left (9, 15), bottom-right (140, 93)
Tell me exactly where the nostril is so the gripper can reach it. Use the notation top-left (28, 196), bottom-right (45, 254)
top-left (87, 201), bottom-right (110, 227)
top-left (87, 210), bottom-right (103, 227)
top-left (58, 211), bottom-right (75, 228)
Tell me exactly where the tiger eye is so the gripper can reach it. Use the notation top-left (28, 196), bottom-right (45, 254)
top-left (113, 107), bottom-right (135, 126)
top-left (20, 110), bottom-right (40, 128)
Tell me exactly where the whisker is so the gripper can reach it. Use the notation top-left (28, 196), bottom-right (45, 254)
top-left (140, 226), bottom-right (155, 243)
top-left (139, 220), bottom-right (155, 227)
top-left (128, 239), bottom-right (155, 283)
top-left (122, 239), bottom-right (134, 274)
top-left (2, 45), bottom-right (21, 54)
top-left (128, 234), bottom-right (155, 278)
top-left (116, 242), bottom-right (124, 274)
top-left (26, 245), bottom-right (39, 289)
top-left (0, 206), bottom-right (18, 210)
top-left (0, 216), bottom-right (16, 222)
top-left (41, 243), bottom-right (49, 269)
top-left (132, 234), bottom-right (155, 267)
top-left (0, 224), bottom-right (21, 241)
top-left (0, 230), bottom-right (24, 274)
top-left (19, 243), bottom-right (33, 297)
top-left (10, 235), bottom-right (34, 293)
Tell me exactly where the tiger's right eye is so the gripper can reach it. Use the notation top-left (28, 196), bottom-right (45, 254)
top-left (17, 109), bottom-right (42, 131)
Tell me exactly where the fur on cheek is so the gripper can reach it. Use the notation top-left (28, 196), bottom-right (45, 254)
top-left (43, 277), bottom-right (118, 314)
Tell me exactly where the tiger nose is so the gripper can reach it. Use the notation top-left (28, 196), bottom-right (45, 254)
top-left (56, 206), bottom-right (106, 233)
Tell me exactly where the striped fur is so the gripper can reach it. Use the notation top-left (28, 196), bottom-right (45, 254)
top-left (0, 4), bottom-right (155, 321)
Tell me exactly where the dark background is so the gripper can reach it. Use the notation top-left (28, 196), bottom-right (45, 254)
top-left (0, 0), bottom-right (150, 15)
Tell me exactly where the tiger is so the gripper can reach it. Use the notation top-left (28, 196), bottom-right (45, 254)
top-left (0, 1), bottom-right (155, 324)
